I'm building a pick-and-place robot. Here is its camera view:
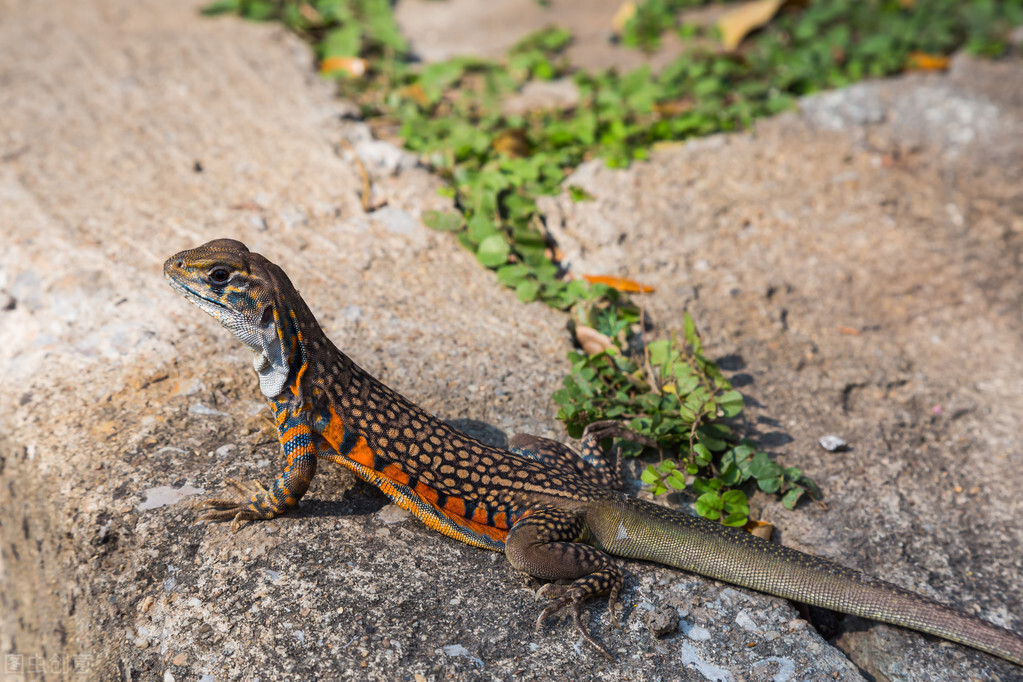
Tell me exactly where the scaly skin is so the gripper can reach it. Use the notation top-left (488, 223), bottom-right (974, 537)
top-left (165, 239), bottom-right (1023, 665)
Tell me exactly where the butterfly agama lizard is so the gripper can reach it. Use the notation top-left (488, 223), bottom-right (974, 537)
top-left (165, 239), bottom-right (1023, 665)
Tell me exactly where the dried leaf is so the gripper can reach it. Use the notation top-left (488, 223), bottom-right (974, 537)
top-left (298, 3), bottom-right (322, 23)
top-left (398, 83), bottom-right (430, 107)
top-left (654, 98), bottom-right (694, 117)
top-left (320, 56), bottom-right (367, 77)
top-left (906, 52), bottom-right (949, 71)
top-left (611, 1), bottom-right (637, 35)
top-left (574, 325), bottom-right (615, 355)
top-left (581, 274), bottom-right (655, 294)
top-left (492, 129), bottom-right (530, 158)
top-left (718, 0), bottom-right (788, 52)
top-left (746, 519), bottom-right (774, 541)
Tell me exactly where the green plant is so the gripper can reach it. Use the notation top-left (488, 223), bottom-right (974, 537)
top-left (555, 312), bottom-right (819, 526)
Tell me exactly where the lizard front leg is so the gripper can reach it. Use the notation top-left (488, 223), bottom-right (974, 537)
top-left (197, 401), bottom-right (317, 532)
top-left (506, 506), bottom-right (624, 660)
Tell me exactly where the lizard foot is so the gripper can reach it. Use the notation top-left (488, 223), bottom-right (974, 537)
top-left (583, 420), bottom-right (661, 450)
top-left (534, 568), bottom-right (624, 661)
top-left (195, 478), bottom-right (278, 532)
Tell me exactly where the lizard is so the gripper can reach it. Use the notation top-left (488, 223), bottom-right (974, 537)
top-left (164, 238), bottom-right (1023, 666)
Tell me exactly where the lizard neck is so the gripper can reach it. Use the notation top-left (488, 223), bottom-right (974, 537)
top-left (258, 270), bottom-right (328, 403)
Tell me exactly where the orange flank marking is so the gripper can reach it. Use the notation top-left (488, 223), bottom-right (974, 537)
top-left (581, 273), bottom-right (655, 294)
top-left (348, 438), bottom-right (376, 468)
top-left (442, 496), bottom-right (466, 517)
top-left (414, 481), bottom-right (439, 505)
top-left (491, 511), bottom-right (509, 529)
top-left (291, 360), bottom-right (309, 396)
top-left (438, 507), bottom-right (508, 544)
top-left (332, 453), bottom-right (508, 549)
top-left (321, 407), bottom-right (346, 450)
top-left (381, 463), bottom-right (410, 486)
top-left (471, 506), bottom-right (489, 525)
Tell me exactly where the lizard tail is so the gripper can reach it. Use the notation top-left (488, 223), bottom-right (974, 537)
top-left (589, 496), bottom-right (1023, 666)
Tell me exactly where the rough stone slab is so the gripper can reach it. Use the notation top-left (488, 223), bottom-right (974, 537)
top-left (539, 53), bottom-right (1023, 680)
top-left (1, 1), bottom-right (1020, 681)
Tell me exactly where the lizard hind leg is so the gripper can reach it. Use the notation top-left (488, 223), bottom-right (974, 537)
top-left (506, 506), bottom-right (624, 661)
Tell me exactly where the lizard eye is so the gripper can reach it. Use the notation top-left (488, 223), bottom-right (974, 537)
top-left (209, 267), bottom-right (231, 284)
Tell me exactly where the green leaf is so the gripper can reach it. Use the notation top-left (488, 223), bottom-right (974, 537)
top-left (641, 465), bottom-right (661, 486)
top-left (201, 0), bottom-right (240, 15)
top-left (467, 213), bottom-right (499, 244)
top-left (647, 339), bottom-right (671, 368)
top-left (683, 311), bottom-right (702, 355)
top-left (695, 491), bottom-right (723, 519)
top-left (322, 24), bottom-right (362, 58)
top-left (515, 279), bottom-right (541, 302)
top-left (721, 489), bottom-right (747, 507)
top-left (476, 234), bottom-right (511, 267)
top-left (422, 210), bottom-right (464, 232)
top-left (722, 511), bottom-right (748, 527)
top-left (238, 0), bottom-right (275, 20)
top-left (781, 487), bottom-right (804, 510)
top-left (718, 389), bottom-right (744, 417)
top-left (568, 185), bottom-right (595, 202)
top-left (666, 470), bottom-right (687, 490)
top-left (749, 451), bottom-right (782, 479)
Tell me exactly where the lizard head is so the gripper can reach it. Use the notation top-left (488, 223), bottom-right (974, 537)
top-left (164, 238), bottom-right (299, 398)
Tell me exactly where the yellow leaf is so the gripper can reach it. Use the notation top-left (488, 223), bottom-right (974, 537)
top-left (718, 0), bottom-right (788, 51)
top-left (581, 273), bottom-right (655, 294)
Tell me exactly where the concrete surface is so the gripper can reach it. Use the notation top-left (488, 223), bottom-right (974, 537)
top-left (1, 0), bottom-right (1021, 680)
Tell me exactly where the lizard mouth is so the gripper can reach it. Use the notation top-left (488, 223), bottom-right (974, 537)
top-left (165, 273), bottom-right (265, 354)
top-left (166, 276), bottom-right (230, 321)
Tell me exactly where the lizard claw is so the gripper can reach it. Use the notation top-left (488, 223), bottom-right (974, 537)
top-left (194, 478), bottom-right (277, 532)
top-left (535, 583), bottom-right (616, 662)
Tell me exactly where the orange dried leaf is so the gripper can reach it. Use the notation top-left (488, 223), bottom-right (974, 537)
top-left (320, 56), bottom-right (367, 77)
top-left (581, 274), bottom-right (655, 294)
top-left (746, 519), bottom-right (774, 540)
top-left (906, 52), bottom-right (949, 71)
top-left (837, 326), bottom-right (861, 336)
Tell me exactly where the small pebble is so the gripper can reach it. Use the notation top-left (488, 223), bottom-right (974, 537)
top-left (645, 606), bottom-right (679, 637)
top-left (818, 435), bottom-right (847, 452)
